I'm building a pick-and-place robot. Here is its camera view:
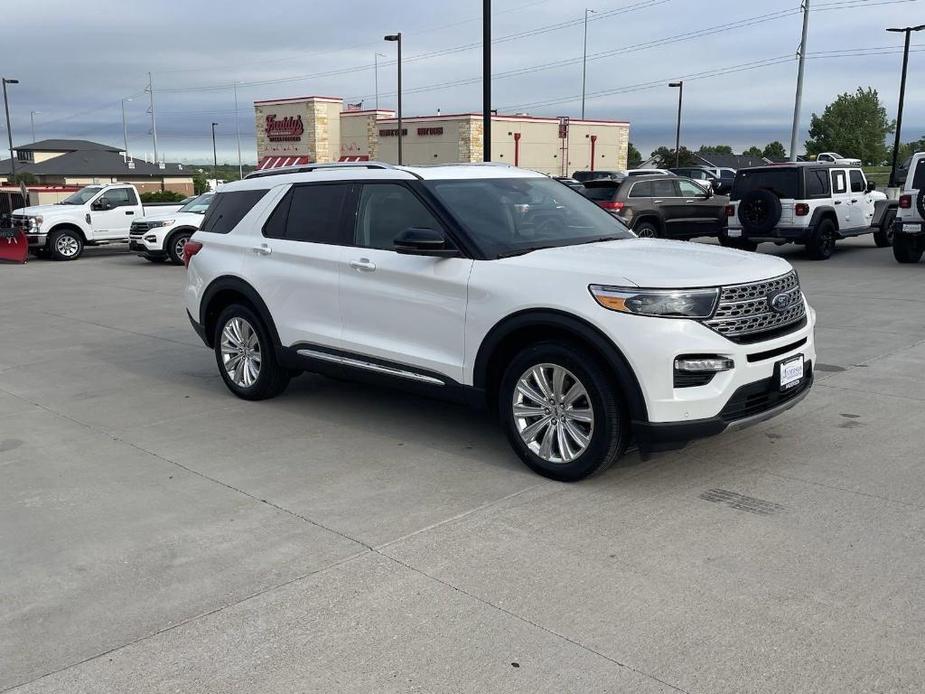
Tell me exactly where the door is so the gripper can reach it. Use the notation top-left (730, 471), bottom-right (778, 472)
top-left (90, 187), bottom-right (139, 238)
top-left (244, 183), bottom-right (350, 350)
top-left (676, 178), bottom-right (724, 235)
top-left (658, 178), bottom-right (699, 237)
top-left (339, 182), bottom-right (472, 383)
top-left (830, 169), bottom-right (853, 228)
top-left (848, 169), bottom-right (872, 230)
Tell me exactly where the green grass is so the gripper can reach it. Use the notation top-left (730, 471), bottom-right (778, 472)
top-left (864, 166), bottom-right (891, 188)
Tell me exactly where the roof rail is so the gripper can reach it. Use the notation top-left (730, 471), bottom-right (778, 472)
top-left (245, 161), bottom-right (400, 179)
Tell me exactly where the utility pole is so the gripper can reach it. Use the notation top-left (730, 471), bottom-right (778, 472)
top-left (146, 72), bottom-right (159, 163)
top-left (581, 9), bottom-right (595, 120)
top-left (211, 122), bottom-right (219, 182)
top-left (669, 81), bottom-right (683, 167)
top-left (2, 78), bottom-right (19, 183)
top-left (233, 81), bottom-right (243, 179)
top-left (483, 0), bottom-right (491, 161)
top-left (374, 53), bottom-right (386, 110)
top-left (121, 98), bottom-right (132, 161)
top-left (30, 111), bottom-right (39, 143)
top-left (789, 0), bottom-right (810, 162)
top-left (886, 25), bottom-right (924, 186)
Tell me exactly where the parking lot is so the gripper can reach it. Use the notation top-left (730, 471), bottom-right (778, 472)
top-left (2, 238), bottom-right (924, 693)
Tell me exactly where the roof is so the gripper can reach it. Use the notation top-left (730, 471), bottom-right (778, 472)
top-left (13, 139), bottom-right (119, 153)
top-left (0, 149), bottom-right (190, 178)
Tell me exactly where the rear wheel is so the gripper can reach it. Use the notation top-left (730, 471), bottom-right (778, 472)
top-left (874, 210), bottom-right (896, 247)
top-left (166, 230), bottom-right (193, 265)
top-left (893, 234), bottom-right (924, 263)
top-left (213, 304), bottom-right (290, 400)
top-left (499, 342), bottom-right (628, 481)
top-left (806, 218), bottom-right (836, 260)
top-left (48, 228), bottom-right (83, 261)
top-left (634, 221), bottom-right (659, 238)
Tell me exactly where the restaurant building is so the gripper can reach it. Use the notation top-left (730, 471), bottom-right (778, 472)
top-left (255, 96), bottom-right (629, 176)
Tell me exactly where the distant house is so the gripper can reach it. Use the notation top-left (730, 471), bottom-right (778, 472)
top-left (0, 139), bottom-right (194, 195)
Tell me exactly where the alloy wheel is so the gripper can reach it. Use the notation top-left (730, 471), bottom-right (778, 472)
top-left (512, 363), bottom-right (594, 464)
top-left (56, 234), bottom-right (79, 257)
top-left (220, 317), bottom-right (262, 388)
top-left (174, 236), bottom-right (189, 261)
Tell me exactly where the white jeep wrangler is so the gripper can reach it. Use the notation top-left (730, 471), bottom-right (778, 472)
top-left (722, 163), bottom-right (897, 260)
top-left (893, 151), bottom-right (925, 264)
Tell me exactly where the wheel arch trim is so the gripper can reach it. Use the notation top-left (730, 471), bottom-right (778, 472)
top-left (199, 276), bottom-right (282, 350)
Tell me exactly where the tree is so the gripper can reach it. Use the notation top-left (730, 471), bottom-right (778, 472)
top-left (140, 190), bottom-right (185, 203)
top-left (762, 141), bottom-right (787, 160)
top-left (897, 136), bottom-right (925, 163)
top-left (698, 145), bottom-right (733, 155)
top-left (649, 146), bottom-right (698, 168)
top-left (193, 171), bottom-right (209, 195)
top-left (627, 142), bottom-right (642, 169)
top-left (805, 87), bottom-right (894, 165)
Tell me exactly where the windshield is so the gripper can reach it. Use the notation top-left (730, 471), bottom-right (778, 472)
top-left (60, 186), bottom-right (102, 205)
top-left (731, 169), bottom-right (799, 200)
top-left (423, 177), bottom-right (634, 257)
top-left (179, 193), bottom-right (215, 214)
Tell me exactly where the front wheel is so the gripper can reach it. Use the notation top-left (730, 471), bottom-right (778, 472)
top-left (893, 234), bottom-right (924, 263)
top-left (806, 219), bottom-right (836, 260)
top-left (48, 228), bottom-right (84, 261)
top-left (166, 230), bottom-right (193, 265)
top-left (214, 304), bottom-right (290, 400)
top-left (874, 210), bottom-right (895, 247)
top-left (499, 342), bottom-right (628, 481)
top-left (634, 221), bottom-right (659, 238)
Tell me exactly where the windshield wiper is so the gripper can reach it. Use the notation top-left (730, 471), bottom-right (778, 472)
top-left (496, 245), bottom-right (558, 258)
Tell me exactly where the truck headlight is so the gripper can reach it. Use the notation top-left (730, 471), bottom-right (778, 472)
top-left (589, 285), bottom-right (719, 318)
top-left (28, 215), bottom-right (43, 229)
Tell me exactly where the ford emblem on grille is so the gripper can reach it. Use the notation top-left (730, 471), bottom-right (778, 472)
top-left (769, 289), bottom-right (795, 313)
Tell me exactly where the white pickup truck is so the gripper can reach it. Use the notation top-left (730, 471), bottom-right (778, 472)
top-left (11, 183), bottom-right (187, 260)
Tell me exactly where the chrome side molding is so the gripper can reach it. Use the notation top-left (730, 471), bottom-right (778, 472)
top-left (297, 348), bottom-right (446, 386)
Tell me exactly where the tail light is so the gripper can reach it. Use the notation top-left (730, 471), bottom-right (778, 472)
top-left (724, 204), bottom-right (735, 217)
top-left (182, 240), bottom-right (203, 268)
top-left (597, 201), bottom-right (624, 211)
top-left (795, 203), bottom-right (809, 216)
top-left (899, 194), bottom-right (912, 209)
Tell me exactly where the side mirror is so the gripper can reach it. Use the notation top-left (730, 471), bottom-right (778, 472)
top-left (866, 180), bottom-right (876, 192)
top-left (393, 227), bottom-right (460, 257)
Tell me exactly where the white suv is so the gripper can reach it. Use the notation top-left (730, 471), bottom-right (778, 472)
top-left (129, 192), bottom-right (214, 264)
top-left (893, 151), bottom-right (925, 264)
top-left (184, 163), bottom-right (816, 481)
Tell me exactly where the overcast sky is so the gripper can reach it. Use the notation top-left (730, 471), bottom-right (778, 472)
top-left (3, 0), bottom-right (923, 164)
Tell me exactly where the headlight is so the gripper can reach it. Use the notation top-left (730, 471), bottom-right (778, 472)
top-left (147, 219), bottom-right (175, 228)
top-left (589, 285), bottom-right (719, 318)
top-left (28, 215), bottom-right (43, 229)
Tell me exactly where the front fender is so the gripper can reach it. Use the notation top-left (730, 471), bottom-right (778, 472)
top-left (44, 214), bottom-right (92, 239)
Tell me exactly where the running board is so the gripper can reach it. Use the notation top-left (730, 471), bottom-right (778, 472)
top-left (296, 348), bottom-right (446, 386)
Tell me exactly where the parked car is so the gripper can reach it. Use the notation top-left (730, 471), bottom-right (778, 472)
top-left (626, 168), bottom-right (675, 177)
top-left (670, 167), bottom-right (730, 195)
top-left (815, 152), bottom-right (862, 166)
top-left (11, 183), bottom-right (188, 260)
top-left (184, 162), bottom-right (815, 481)
top-left (583, 174), bottom-right (728, 239)
top-left (129, 192), bottom-right (215, 264)
top-left (893, 151), bottom-right (925, 263)
top-left (724, 163), bottom-right (897, 259)
top-left (572, 169), bottom-right (626, 183)
top-left (553, 176), bottom-right (586, 192)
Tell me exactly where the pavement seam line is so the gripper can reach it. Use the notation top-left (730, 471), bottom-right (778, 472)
top-left (37, 309), bottom-right (203, 349)
top-left (377, 551), bottom-right (692, 694)
top-left (815, 381), bottom-right (925, 404)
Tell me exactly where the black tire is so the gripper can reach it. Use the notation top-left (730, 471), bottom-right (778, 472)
top-left (144, 256), bottom-right (167, 263)
top-left (718, 233), bottom-right (759, 252)
top-left (873, 210), bottom-right (895, 247)
top-left (166, 229), bottom-right (193, 265)
top-left (498, 341), bottom-right (628, 482)
top-left (806, 218), bottom-right (837, 260)
top-left (634, 221), bottom-right (660, 238)
top-left (48, 228), bottom-right (84, 261)
top-left (213, 304), bottom-right (290, 401)
top-left (893, 234), bottom-right (924, 264)
top-left (737, 190), bottom-right (782, 235)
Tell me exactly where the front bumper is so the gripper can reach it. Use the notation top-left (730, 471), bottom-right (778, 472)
top-left (25, 232), bottom-right (47, 248)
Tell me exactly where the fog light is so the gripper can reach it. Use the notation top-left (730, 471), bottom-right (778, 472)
top-left (144, 234), bottom-right (157, 242)
top-left (674, 357), bottom-right (734, 372)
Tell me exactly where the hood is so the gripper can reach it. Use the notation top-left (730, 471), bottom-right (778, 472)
top-left (11, 204), bottom-right (71, 217)
top-left (500, 238), bottom-right (793, 288)
top-left (137, 210), bottom-right (199, 223)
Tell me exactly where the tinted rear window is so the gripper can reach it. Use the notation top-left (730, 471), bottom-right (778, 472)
top-left (732, 169), bottom-right (799, 200)
top-left (263, 184), bottom-right (349, 244)
top-left (912, 158), bottom-right (925, 190)
top-left (200, 190), bottom-right (268, 234)
top-left (582, 185), bottom-right (618, 201)
top-left (805, 169), bottom-right (830, 198)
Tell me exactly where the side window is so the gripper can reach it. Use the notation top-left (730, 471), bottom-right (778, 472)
top-left (354, 183), bottom-right (443, 251)
top-left (200, 190), bottom-right (268, 234)
top-left (652, 179), bottom-right (677, 198)
top-left (831, 170), bottom-right (848, 194)
top-left (628, 181), bottom-right (653, 198)
top-left (263, 184), bottom-right (350, 244)
top-left (805, 169), bottom-right (830, 198)
top-left (100, 188), bottom-right (132, 207)
top-left (678, 180), bottom-right (706, 197)
top-left (849, 170), bottom-right (865, 193)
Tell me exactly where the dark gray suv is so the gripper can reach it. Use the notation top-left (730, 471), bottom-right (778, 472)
top-left (583, 175), bottom-right (728, 239)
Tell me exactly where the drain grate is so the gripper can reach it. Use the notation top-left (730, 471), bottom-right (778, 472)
top-left (699, 488), bottom-right (786, 516)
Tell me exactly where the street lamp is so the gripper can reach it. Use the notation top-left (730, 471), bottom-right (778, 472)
top-left (30, 111), bottom-right (40, 143)
top-left (3, 78), bottom-right (19, 183)
top-left (887, 24), bottom-right (925, 186)
top-left (581, 9), bottom-right (596, 120)
top-left (374, 52), bottom-right (386, 110)
top-left (121, 98), bottom-right (132, 162)
top-left (669, 81), bottom-right (683, 168)
top-left (211, 122), bottom-right (219, 181)
top-left (384, 33), bottom-right (402, 164)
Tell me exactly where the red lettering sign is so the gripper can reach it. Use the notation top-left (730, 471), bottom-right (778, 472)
top-left (265, 114), bottom-right (304, 142)
top-left (417, 127), bottom-right (444, 136)
top-left (378, 128), bottom-right (408, 137)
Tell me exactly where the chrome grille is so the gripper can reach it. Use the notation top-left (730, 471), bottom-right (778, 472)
top-left (704, 271), bottom-right (806, 342)
top-left (11, 215), bottom-right (29, 229)
top-left (129, 221), bottom-right (150, 236)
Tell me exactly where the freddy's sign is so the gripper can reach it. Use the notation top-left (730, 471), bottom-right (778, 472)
top-left (265, 115), bottom-right (304, 142)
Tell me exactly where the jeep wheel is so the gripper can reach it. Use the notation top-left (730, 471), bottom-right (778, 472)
top-left (167, 230), bottom-right (193, 265)
top-left (48, 228), bottom-right (84, 261)
top-left (893, 234), bottom-right (924, 264)
top-left (874, 210), bottom-right (895, 247)
top-left (214, 304), bottom-right (290, 401)
top-left (499, 342), bottom-right (628, 481)
top-left (806, 219), bottom-right (836, 260)
top-left (634, 221), bottom-right (659, 238)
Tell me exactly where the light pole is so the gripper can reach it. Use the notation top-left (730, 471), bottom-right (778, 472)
top-left (374, 52), bottom-right (386, 110)
top-left (384, 33), bottom-right (402, 164)
top-left (887, 24), bottom-right (924, 186)
top-left (211, 122), bottom-right (219, 181)
top-left (30, 111), bottom-right (40, 143)
top-left (121, 98), bottom-right (132, 161)
top-left (483, 0), bottom-right (491, 161)
top-left (3, 78), bottom-right (19, 183)
top-left (789, 0), bottom-right (810, 162)
top-left (581, 8), bottom-right (596, 120)
top-left (669, 81), bottom-right (683, 167)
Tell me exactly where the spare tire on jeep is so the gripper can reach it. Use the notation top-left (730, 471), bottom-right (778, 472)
top-left (917, 189), bottom-right (925, 221)
top-left (737, 190), bottom-right (782, 235)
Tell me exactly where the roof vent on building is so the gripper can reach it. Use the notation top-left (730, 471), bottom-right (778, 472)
top-left (177, 163), bottom-right (183, 171)
top-left (127, 160), bottom-right (136, 170)
top-left (159, 161), bottom-right (166, 169)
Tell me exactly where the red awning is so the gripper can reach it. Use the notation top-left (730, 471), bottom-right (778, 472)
top-left (256, 155), bottom-right (311, 171)
top-left (337, 155), bottom-right (370, 162)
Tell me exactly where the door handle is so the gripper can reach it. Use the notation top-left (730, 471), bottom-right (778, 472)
top-left (685, 199), bottom-right (696, 203)
top-left (653, 199), bottom-right (663, 204)
top-left (252, 243), bottom-right (272, 256)
top-left (125, 211), bottom-right (134, 215)
top-left (851, 199), bottom-right (858, 203)
top-left (834, 200), bottom-right (842, 205)
top-left (349, 258), bottom-right (376, 272)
